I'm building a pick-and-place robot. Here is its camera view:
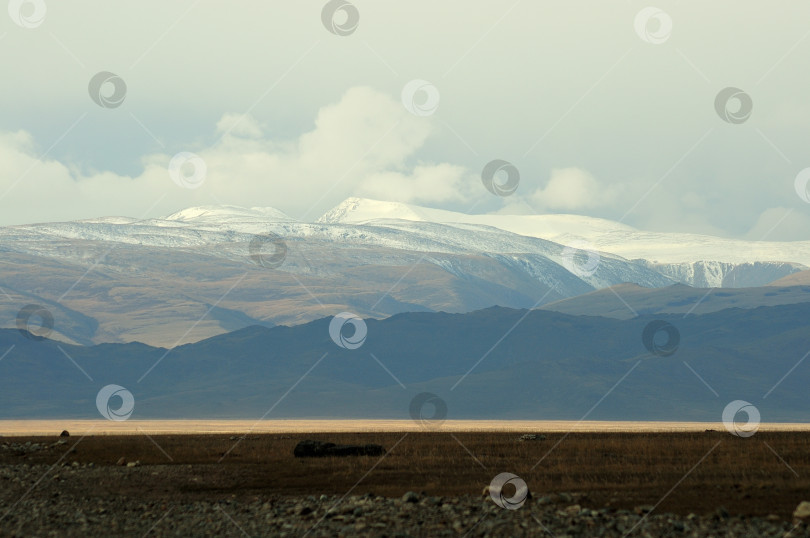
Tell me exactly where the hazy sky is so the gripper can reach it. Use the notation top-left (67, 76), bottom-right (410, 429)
top-left (1, 1), bottom-right (809, 239)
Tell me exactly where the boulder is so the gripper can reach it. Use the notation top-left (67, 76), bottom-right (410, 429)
top-left (293, 440), bottom-right (335, 457)
top-left (60, 430), bottom-right (70, 437)
top-left (293, 440), bottom-right (385, 458)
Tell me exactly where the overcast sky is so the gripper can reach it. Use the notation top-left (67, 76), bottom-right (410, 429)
top-left (1, 1), bottom-right (809, 239)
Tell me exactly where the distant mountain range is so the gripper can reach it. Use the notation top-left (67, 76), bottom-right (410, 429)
top-left (1, 197), bottom-right (809, 346)
top-left (1, 303), bottom-right (808, 421)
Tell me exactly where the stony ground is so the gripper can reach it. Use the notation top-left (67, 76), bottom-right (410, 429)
top-left (3, 432), bottom-right (810, 536)
top-left (0, 463), bottom-right (808, 537)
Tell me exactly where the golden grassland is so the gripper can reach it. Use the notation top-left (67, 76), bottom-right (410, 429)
top-left (3, 419), bottom-right (810, 436)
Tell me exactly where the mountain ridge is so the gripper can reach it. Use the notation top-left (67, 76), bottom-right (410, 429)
top-left (0, 197), bottom-right (807, 346)
top-left (2, 302), bottom-right (809, 421)
top-left (318, 197), bottom-right (810, 266)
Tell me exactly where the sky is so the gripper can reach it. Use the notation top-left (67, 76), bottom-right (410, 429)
top-left (1, 1), bottom-right (809, 239)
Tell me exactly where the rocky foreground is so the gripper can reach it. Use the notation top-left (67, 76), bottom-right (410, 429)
top-left (1, 463), bottom-right (809, 537)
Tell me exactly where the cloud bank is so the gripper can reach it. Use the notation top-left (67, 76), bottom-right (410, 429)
top-left (0, 87), bottom-right (477, 224)
top-left (0, 83), bottom-right (806, 242)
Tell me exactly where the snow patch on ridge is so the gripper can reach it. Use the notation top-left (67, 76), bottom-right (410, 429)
top-left (165, 205), bottom-right (295, 223)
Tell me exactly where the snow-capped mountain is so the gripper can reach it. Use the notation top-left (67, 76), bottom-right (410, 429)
top-left (0, 197), bottom-right (807, 346)
top-left (320, 198), bottom-right (810, 286)
top-left (164, 205), bottom-right (297, 227)
top-left (318, 198), bottom-right (636, 241)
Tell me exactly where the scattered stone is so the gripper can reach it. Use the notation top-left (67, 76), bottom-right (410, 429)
top-left (634, 505), bottom-right (654, 515)
top-left (1, 441), bottom-right (52, 453)
top-left (564, 504), bottom-right (581, 516)
top-left (0, 464), bottom-right (801, 537)
top-left (294, 504), bottom-right (313, 516)
top-left (793, 501), bottom-right (810, 520)
top-left (115, 457), bottom-right (126, 466)
top-left (293, 440), bottom-right (385, 458)
top-left (126, 461), bottom-right (139, 468)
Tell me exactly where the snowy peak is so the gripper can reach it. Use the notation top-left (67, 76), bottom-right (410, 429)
top-left (317, 197), bottom-right (637, 238)
top-left (317, 198), bottom-right (434, 224)
top-left (165, 205), bottom-right (295, 223)
top-left (316, 198), bottom-right (810, 268)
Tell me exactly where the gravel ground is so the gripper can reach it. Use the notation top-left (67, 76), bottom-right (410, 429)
top-left (1, 464), bottom-right (808, 537)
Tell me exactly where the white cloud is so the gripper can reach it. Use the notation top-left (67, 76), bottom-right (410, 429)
top-left (357, 163), bottom-right (474, 205)
top-left (1, 2), bottom-right (809, 237)
top-left (215, 114), bottom-right (264, 139)
top-left (745, 207), bottom-right (810, 242)
top-left (523, 167), bottom-right (619, 211)
top-left (0, 87), bottom-right (476, 224)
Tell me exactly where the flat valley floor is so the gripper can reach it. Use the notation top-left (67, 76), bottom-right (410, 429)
top-left (3, 419), bottom-right (810, 435)
top-left (1, 429), bottom-right (810, 536)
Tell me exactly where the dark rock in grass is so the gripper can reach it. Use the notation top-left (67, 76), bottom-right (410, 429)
top-left (60, 430), bottom-right (70, 437)
top-left (293, 440), bottom-right (385, 458)
top-left (294, 440), bottom-right (332, 457)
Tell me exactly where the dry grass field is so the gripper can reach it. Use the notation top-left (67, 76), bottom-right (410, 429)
top-left (2, 431), bottom-right (809, 518)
